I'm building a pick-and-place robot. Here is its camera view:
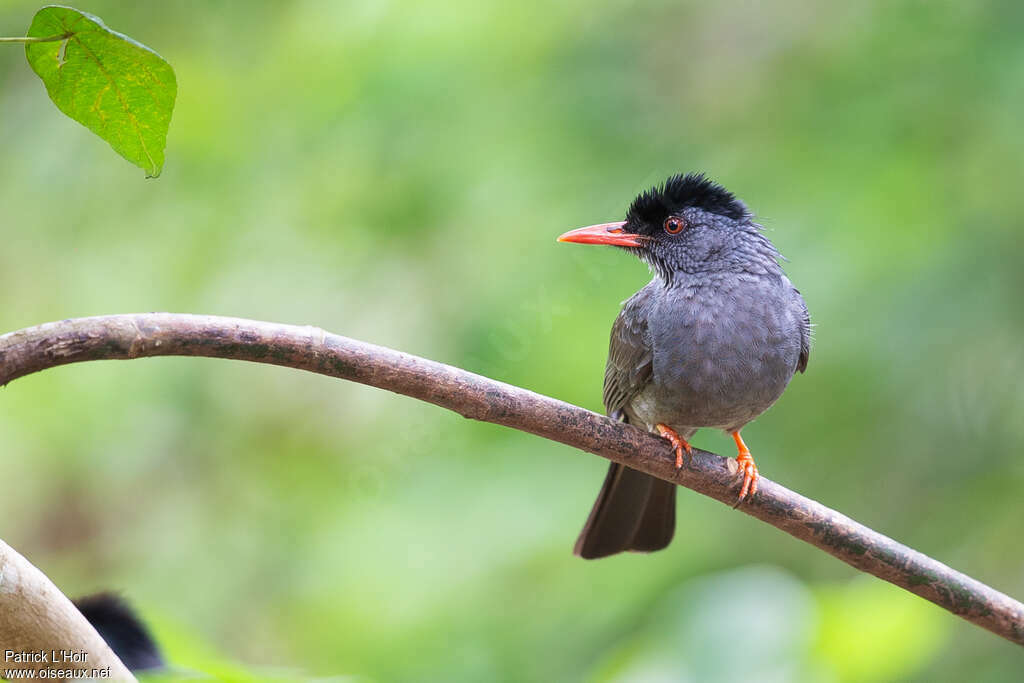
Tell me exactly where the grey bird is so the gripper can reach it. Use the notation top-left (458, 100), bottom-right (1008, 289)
top-left (558, 173), bottom-right (810, 559)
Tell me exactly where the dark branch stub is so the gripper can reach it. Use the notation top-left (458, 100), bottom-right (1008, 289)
top-left (0, 313), bottom-right (1021, 647)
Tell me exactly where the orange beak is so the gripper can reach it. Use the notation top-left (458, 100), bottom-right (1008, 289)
top-left (557, 221), bottom-right (647, 247)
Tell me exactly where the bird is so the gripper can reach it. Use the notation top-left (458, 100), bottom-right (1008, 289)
top-left (558, 173), bottom-right (810, 559)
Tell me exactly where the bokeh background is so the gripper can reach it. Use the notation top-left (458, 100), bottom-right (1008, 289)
top-left (2, 1), bottom-right (1023, 680)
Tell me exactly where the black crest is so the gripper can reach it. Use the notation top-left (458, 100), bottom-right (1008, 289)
top-left (74, 593), bottom-right (164, 671)
top-left (627, 173), bottom-right (748, 224)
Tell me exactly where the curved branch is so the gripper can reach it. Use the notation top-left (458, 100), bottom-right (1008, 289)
top-left (1, 313), bottom-right (1022, 648)
top-left (0, 539), bottom-right (136, 681)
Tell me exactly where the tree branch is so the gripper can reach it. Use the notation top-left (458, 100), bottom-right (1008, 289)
top-left (0, 539), bottom-right (136, 681)
top-left (1, 313), bottom-right (1021, 648)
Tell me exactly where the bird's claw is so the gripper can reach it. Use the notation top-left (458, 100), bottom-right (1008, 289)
top-left (735, 453), bottom-right (759, 504)
top-left (655, 423), bottom-right (693, 469)
top-left (730, 431), bottom-right (759, 506)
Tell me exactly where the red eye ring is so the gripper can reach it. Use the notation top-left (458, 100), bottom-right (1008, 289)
top-left (664, 216), bottom-right (685, 234)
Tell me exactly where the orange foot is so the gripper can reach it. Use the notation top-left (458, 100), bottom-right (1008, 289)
top-left (656, 423), bottom-right (693, 468)
top-left (731, 431), bottom-right (759, 503)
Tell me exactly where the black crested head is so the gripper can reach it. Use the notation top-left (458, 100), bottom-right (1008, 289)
top-left (556, 171), bottom-right (779, 281)
top-left (626, 172), bottom-right (749, 226)
top-left (618, 172), bottom-right (780, 281)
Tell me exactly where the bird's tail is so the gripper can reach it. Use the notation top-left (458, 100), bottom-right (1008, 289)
top-left (574, 462), bottom-right (676, 559)
top-left (73, 593), bottom-right (164, 672)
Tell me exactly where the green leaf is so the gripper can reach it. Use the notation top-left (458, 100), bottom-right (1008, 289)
top-left (25, 5), bottom-right (176, 177)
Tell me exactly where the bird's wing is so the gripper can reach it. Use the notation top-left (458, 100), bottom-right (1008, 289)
top-left (795, 288), bottom-right (811, 373)
top-left (603, 286), bottom-right (654, 416)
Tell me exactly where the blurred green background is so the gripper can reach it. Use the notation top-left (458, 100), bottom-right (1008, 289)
top-left (2, 1), bottom-right (1023, 680)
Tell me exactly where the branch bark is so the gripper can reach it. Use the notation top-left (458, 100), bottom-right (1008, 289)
top-left (0, 540), bottom-right (136, 681)
top-left (1, 313), bottom-right (1022, 648)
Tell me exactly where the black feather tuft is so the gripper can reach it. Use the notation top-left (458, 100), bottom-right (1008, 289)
top-left (74, 593), bottom-right (164, 672)
top-left (627, 173), bottom-right (749, 224)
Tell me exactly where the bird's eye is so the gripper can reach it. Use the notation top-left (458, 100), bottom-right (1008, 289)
top-left (664, 216), bottom-right (685, 234)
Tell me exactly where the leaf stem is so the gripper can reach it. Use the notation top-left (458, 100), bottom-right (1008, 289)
top-left (0, 32), bottom-right (72, 44)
